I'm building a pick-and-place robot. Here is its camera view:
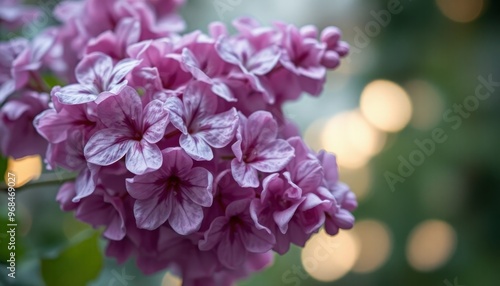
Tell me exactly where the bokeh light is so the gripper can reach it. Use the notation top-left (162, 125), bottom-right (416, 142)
top-left (352, 220), bottom-right (392, 273)
top-left (339, 165), bottom-right (373, 201)
top-left (5, 155), bottom-right (42, 187)
top-left (301, 230), bottom-right (360, 282)
top-left (436, 0), bottom-right (484, 23)
top-left (406, 80), bottom-right (445, 131)
top-left (360, 80), bottom-right (413, 133)
top-left (322, 110), bottom-right (386, 169)
top-left (406, 220), bottom-right (457, 271)
top-left (304, 119), bottom-right (327, 152)
top-left (161, 272), bottom-right (182, 286)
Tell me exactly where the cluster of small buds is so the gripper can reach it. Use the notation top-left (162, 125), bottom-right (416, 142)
top-left (1, 0), bottom-right (357, 285)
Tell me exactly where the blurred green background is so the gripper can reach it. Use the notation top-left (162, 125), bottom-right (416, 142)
top-left (1, 0), bottom-right (500, 285)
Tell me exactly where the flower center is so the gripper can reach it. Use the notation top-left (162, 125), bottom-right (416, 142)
top-left (167, 176), bottom-right (182, 191)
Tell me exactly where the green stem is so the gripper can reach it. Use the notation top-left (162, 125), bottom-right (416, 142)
top-left (0, 172), bottom-right (77, 192)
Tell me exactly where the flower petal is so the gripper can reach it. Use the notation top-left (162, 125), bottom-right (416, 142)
top-left (181, 167), bottom-right (213, 207)
top-left (125, 141), bottom-right (163, 175)
top-left (252, 139), bottom-right (295, 173)
top-left (169, 199), bottom-right (203, 235)
top-left (142, 99), bottom-right (169, 143)
top-left (134, 196), bottom-right (172, 230)
top-left (183, 81), bottom-right (217, 120)
top-left (196, 108), bottom-right (238, 148)
top-left (180, 133), bottom-right (213, 161)
top-left (161, 148), bottom-right (193, 177)
top-left (231, 159), bottom-right (259, 188)
top-left (126, 173), bottom-right (167, 200)
top-left (164, 96), bottom-right (187, 133)
top-left (199, 217), bottom-right (229, 251)
top-left (109, 58), bottom-right (141, 87)
top-left (73, 167), bottom-right (98, 202)
top-left (97, 86), bottom-right (142, 129)
top-left (239, 226), bottom-right (275, 253)
top-left (215, 37), bottom-right (241, 66)
top-left (181, 48), bottom-right (212, 83)
top-left (217, 231), bottom-right (247, 269)
top-left (76, 52), bottom-right (113, 85)
top-left (84, 128), bottom-right (133, 166)
top-left (247, 46), bottom-right (281, 75)
top-left (55, 83), bottom-right (98, 105)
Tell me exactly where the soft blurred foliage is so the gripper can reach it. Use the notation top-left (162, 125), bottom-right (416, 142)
top-left (1, 0), bottom-right (499, 285)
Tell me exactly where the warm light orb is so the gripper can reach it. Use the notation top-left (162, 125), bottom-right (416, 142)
top-left (162, 272), bottom-right (182, 286)
top-left (301, 229), bottom-right (360, 282)
top-left (5, 155), bottom-right (42, 187)
top-left (436, 0), bottom-right (484, 23)
top-left (348, 110), bottom-right (387, 157)
top-left (321, 110), bottom-right (386, 169)
top-left (360, 80), bottom-right (413, 133)
top-left (406, 220), bottom-right (457, 271)
top-left (352, 220), bottom-right (392, 273)
top-left (305, 119), bottom-right (328, 152)
top-left (339, 165), bottom-right (372, 201)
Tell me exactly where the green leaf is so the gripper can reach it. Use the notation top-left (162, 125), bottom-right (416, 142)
top-left (43, 74), bottom-right (66, 89)
top-left (0, 155), bottom-right (7, 183)
top-left (41, 232), bottom-right (103, 286)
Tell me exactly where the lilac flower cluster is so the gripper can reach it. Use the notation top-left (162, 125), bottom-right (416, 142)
top-left (1, 0), bottom-right (356, 284)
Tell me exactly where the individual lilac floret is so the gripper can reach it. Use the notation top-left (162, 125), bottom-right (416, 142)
top-left (284, 137), bottom-right (323, 194)
top-left (85, 18), bottom-right (141, 60)
top-left (55, 52), bottom-right (140, 104)
top-left (127, 39), bottom-right (191, 98)
top-left (84, 86), bottom-right (169, 175)
top-left (320, 26), bottom-right (350, 68)
top-left (199, 199), bottom-right (275, 269)
top-left (249, 173), bottom-right (304, 254)
top-left (0, 91), bottom-right (49, 158)
top-left (126, 148), bottom-right (213, 234)
top-left (231, 111), bottom-right (295, 188)
top-left (76, 185), bottom-right (128, 240)
top-left (47, 131), bottom-right (99, 202)
top-left (34, 88), bottom-right (99, 145)
top-left (165, 82), bottom-right (238, 161)
top-left (180, 37), bottom-right (235, 102)
top-left (0, 38), bottom-right (27, 103)
top-left (277, 23), bottom-right (327, 96)
top-left (216, 37), bottom-right (281, 100)
top-left (316, 150), bottom-right (357, 235)
top-left (1, 34), bottom-right (53, 103)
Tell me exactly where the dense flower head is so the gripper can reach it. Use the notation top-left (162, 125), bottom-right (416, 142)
top-left (1, 0), bottom-right (356, 284)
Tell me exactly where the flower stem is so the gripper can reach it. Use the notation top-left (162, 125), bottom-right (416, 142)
top-left (0, 172), bottom-right (77, 192)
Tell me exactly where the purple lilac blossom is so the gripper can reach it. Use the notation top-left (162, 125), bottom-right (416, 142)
top-left (0, 0), bottom-right (362, 283)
